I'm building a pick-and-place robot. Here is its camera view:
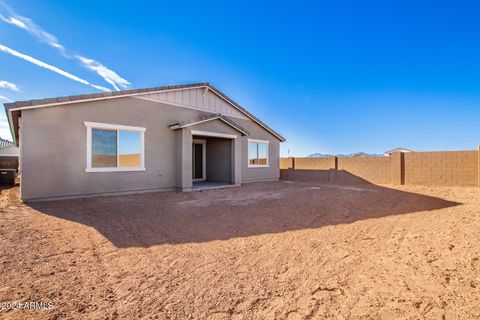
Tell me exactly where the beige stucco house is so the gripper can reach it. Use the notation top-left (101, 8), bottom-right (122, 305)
top-left (4, 82), bottom-right (285, 201)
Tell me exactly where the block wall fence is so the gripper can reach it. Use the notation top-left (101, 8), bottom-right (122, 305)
top-left (280, 147), bottom-right (480, 187)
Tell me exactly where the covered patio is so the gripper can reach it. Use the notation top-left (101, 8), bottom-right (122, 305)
top-left (169, 113), bottom-right (248, 191)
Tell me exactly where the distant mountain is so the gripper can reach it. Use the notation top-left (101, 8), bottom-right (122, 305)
top-left (307, 152), bottom-right (383, 158)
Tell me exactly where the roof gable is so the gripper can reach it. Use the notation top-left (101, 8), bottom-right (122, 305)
top-left (136, 87), bottom-right (248, 120)
top-left (4, 82), bottom-right (285, 143)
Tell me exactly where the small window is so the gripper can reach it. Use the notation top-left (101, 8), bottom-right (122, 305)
top-left (85, 122), bottom-right (145, 172)
top-left (248, 139), bottom-right (269, 167)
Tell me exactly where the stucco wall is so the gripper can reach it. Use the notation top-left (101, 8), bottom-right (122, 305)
top-left (234, 118), bottom-right (280, 183)
top-left (20, 96), bottom-right (282, 200)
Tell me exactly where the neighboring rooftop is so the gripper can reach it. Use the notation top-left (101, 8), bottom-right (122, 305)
top-left (308, 152), bottom-right (383, 158)
top-left (384, 148), bottom-right (414, 156)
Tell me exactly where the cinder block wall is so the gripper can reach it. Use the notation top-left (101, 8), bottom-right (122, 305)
top-left (337, 156), bottom-right (392, 184)
top-left (280, 158), bottom-right (292, 170)
top-left (404, 151), bottom-right (478, 187)
top-left (280, 148), bottom-right (480, 187)
top-left (279, 157), bottom-right (293, 180)
top-left (294, 157), bottom-right (335, 182)
top-left (296, 157), bottom-right (336, 170)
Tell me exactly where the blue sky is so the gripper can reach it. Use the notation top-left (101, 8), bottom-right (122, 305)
top-left (1, 0), bottom-right (479, 156)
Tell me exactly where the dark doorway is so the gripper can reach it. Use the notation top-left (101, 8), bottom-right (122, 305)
top-left (192, 140), bottom-right (205, 181)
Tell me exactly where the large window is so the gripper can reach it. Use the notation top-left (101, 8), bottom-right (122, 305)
top-left (248, 139), bottom-right (269, 167)
top-left (85, 122), bottom-right (145, 172)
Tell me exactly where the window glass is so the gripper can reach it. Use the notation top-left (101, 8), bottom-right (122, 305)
top-left (248, 141), bottom-right (268, 166)
top-left (258, 143), bottom-right (268, 165)
top-left (248, 142), bottom-right (258, 165)
top-left (119, 131), bottom-right (142, 167)
top-left (92, 129), bottom-right (117, 167)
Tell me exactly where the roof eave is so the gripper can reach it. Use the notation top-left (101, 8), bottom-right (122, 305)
top-left (5, 82), bottom-right (286, 142)
top-left (3, 104), bottom-right (18, 146)
top-left (169, 115), bottom-right (249, 136)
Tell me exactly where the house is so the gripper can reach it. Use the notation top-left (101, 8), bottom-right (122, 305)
top-left (384, 147), bottom-right (413, 156)
top-left (4, 82), bottom-right (285, 201)
top-left (0, 138), bottom-right (19, 157)
top-left (0, 138), bottom-right (19, 185)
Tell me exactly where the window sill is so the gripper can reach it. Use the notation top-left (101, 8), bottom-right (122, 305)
top-left (248, 165), bottom-right (270, 168)
top-left (85, 167), bottom-right (146, 173)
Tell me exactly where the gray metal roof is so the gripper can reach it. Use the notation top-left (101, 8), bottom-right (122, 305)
top-left (4, 82), bottom-right (207, 110)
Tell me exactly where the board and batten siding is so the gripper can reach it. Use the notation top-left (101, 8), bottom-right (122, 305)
top-left (135, 87), bottom-right (249, 120)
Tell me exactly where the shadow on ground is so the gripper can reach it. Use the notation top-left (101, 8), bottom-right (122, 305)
top-left (29, 174), bottom-right (460, 248)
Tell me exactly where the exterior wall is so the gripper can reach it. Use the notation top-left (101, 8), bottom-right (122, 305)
top-left (205, 138), bottom-right (231, 183)
top-left (21, 97), bottom-right (193, 200)
top-left (231, 135), bottom-right (242, 185)
top-left (234, 118), bottom-right (280, 183)
top-left (176, 126), bottom-right (192, 190)
top-left (281, 149), bottom-right (480, 187)
top-left (20, 95), bottom-right (282, 200)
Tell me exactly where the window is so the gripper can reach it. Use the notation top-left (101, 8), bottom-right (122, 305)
top-left (85, 122), bottom-right (145, 172)
top-left (248, 139), bottom-right (269, 167)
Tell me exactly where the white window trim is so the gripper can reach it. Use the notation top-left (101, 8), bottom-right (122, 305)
top-left (84, 121), bottom-right (146, 132)
top-left (84, 121), bottom-right (146, 173)
top-left (248, 139), bottom-right (270, 168)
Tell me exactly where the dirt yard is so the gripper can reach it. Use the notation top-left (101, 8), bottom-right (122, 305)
top-left (0, 181), bottom-right (479, 319)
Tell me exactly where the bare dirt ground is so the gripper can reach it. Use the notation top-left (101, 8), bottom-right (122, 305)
top-left (0, 181), bottom-right (479, 319)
